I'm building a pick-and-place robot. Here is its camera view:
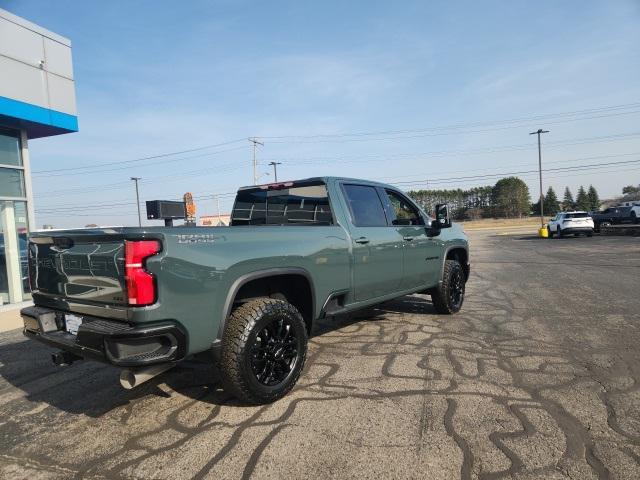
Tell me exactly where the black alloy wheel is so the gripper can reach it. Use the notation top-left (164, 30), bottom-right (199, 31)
top-left (249, 317), bottom-right (300, 386)
top-left (449, 267), bottom-right (464, 310)
top-left (220, 298), bottom-right (308, 404)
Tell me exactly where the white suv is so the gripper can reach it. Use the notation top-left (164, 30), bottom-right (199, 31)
top-left (619, 201), bottom-right (640, 223)
top-left (547, 211), bottom-right (594, 238)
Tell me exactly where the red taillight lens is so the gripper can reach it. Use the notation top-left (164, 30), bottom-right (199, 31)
top-left (125, 240), bottom-right (161, 306)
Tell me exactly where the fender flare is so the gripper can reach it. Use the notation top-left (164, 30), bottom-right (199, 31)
top-left (215, 267), bottom-right (316, 341)
top-left (440, 244), bottom-right (470, 283)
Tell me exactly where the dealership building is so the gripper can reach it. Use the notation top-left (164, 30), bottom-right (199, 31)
top-left (0, 9), bottom-right (78, 305)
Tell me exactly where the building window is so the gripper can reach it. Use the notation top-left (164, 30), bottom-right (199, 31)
top-left (0, 128), bottom-right (29, 304)
top-left (0, 168), bottom-right (26, 198)
top-left (0, 129), bottom-right (22, 167)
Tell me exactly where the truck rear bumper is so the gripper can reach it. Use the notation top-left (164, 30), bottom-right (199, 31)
top-left (21, 306), bottom-right (187, 367)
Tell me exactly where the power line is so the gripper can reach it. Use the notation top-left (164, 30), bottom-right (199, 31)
top-left (255, 102), bottom-right (640, 140)
top-left (32, 131), bottom-right (640, 198)
top-left (32, 100), bottom-right (640, 178)
top-left (391, 158), bottom-right (640, 187)
top-left (32, 145), bottom-right (247, 178)
top-left (35, 158), bottom-right (639, 214)
top-left (259, 107), bottom-right (640, 143)
top-left (32, 138), bottom-right (246, 174)
top-left (267, 131), bottom-right (640, 166)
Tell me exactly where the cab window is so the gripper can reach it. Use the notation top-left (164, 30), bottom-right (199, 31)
top-left (343, 184), bottom-right (388, 227)
top-left (384, 190), bottom-right (424, 226)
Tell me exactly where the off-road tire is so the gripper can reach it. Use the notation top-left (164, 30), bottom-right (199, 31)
top-left (219, 298), bottom-right (308, 404)
top-left (431, 259), bottom-right (465, 314)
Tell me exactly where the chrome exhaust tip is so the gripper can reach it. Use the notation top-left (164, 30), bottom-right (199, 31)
top-left (119, 364), bottom-right (173, 389)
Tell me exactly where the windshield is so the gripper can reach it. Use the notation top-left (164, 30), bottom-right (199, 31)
top-left (564, 213), bottom-right (589, 218)
top-left (231, 182), bottom-right (333, 225)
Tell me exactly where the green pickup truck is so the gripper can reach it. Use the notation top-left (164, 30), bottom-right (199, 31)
top-left (21, 177), bottom-right (469, 403)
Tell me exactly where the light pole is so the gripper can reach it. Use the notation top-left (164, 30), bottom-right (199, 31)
top-left (130, 177), bottom-right (142, 227)
top-left (268, 161), bottom-right (281, 182)
top-left (248, 137), bottom-right (264, 185)
top-left (529, 129), bottom-right (549, 228)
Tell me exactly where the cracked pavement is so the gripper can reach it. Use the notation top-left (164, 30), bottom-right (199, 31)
top-left (0, 231), bottom-right (639, 479)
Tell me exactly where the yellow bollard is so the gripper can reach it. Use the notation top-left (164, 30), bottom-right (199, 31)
top-left (538, 226), bottom-right (549, 238)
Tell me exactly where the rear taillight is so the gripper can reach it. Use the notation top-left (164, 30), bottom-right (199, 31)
top-left (125, 240), bottom-right (161, 306)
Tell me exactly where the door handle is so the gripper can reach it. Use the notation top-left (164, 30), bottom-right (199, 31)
top-left (354, 237), bottom-right (370, 244)
top-left (403, 236), bottom-right (414, 241)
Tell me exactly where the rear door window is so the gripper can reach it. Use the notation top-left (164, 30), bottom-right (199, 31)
top-left (231, 183), bottom-right (333, 225)
top-left (343, 184), bottom-right (388, 227)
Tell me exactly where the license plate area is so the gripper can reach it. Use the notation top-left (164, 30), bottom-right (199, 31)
top-left (65, 314), bottom-right (83, 335)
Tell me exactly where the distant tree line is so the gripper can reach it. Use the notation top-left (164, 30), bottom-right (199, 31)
top-left (409, 178), bottom-right (604, 220)
top-left (533, 184), bottom-right (600, 214)
top-left (409, 177), bottom-right (530, 219)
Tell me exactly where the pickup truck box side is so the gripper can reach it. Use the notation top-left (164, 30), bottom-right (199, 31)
top-left (591, 206), bottom-right (634, 231)
top-left (22, 177), bottom-right (469, 403)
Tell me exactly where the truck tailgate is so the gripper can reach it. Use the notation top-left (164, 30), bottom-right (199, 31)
top-left (29, 236), bottom-right (126, 305)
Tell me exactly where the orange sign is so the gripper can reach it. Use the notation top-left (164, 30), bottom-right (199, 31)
top-left (184, 192), bottom-right (196, 218)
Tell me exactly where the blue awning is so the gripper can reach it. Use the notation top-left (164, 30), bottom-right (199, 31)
top-left (0, 95), bottom-right (78, 139)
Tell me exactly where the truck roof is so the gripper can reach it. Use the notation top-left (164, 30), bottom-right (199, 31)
top-left (238, 176), bottom-right (397, 191)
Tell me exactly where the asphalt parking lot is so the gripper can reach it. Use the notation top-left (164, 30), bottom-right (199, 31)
top-left (0, 231), bottom-right (639, 479)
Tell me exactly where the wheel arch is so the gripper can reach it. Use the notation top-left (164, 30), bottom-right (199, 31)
top-left (217, 268), bottom-right (316, 341)
top-left (443, 245), bottom-right (470, 281)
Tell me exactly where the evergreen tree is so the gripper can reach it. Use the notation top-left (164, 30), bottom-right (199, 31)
top-left (562, 187), bottom-right (574, 211)
top-left (575, 185), bottom-right (590, 211)
top-left (587, 185), bottom-right (600, 212)
top-left (543, 186), bottom-right (559, 215)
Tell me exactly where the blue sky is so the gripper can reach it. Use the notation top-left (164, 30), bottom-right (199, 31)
top-left (3, 0), bottom-right (640, 227)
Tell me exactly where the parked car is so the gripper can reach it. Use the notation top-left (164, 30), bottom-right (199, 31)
top-left (591, 206), bottom-right (634, 232)
top-left (547, 211), bottom-right (594, 238)
top-left (618, 201), bottom-right (640, 223)
top-left (21, 177), bottom-right (470, 404)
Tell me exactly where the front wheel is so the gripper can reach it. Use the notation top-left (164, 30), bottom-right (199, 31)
top-left (220, 298), bottom-right (308, 404)
top-left (547, 227), bottom-right (554, 238)
top-left (431, 259), bottom-right (466, 314)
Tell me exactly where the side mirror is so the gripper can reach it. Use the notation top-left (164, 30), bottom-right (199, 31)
top-left (435, 203), bottom-right (452, 228)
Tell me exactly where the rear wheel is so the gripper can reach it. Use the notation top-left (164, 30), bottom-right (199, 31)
top-left (632, 211), bottom-right (638, 224)
top-left (431, 259), bottom-right (465, 314)
top-left (220, 298), bottom-right (308, 404)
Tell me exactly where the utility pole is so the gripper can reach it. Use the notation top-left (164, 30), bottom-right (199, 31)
top-left (529, 129), bottom-right (549, 228)
top-left (130, 177), bottom-right (142, 227)
top-left (248, 137), bottom-right (264, 185)
top-left (268, 161), bottom-right (282, 182)
top-left (214, 194), bottom-right (221, 224)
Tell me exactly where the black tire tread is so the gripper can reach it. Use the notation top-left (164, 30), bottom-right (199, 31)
top-left (219, 298), bottom-right (307, 404)
top-left (431, 259), bottom-right (464, 315)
